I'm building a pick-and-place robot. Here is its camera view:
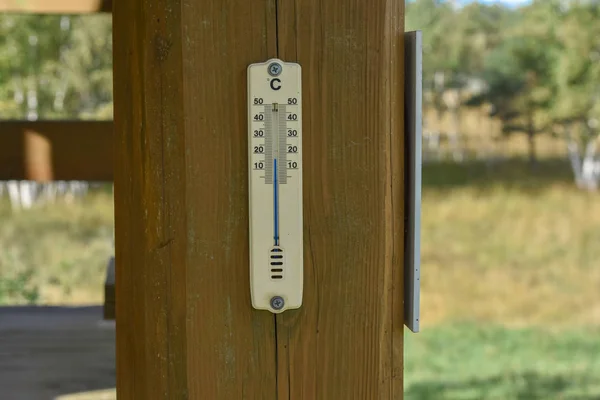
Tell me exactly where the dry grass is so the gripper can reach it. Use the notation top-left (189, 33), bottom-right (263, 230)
top-left (0, 189), bottom-right (113, 305)
top-left (0, 159), bottom-right (598, 333)
top-left (420, 160), bottom-right (600, 329)
top-left (423, 108), bottom-right (568, 159)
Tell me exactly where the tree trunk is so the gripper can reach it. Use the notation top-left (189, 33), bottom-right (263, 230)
top-left (565, 124), bottom-right (584, 187)
top-left (527, 112), bottom-right (536, 167)
top-left (581, 139), bottom-right (599, 191)
top-left (565, 123), bottom-right (599, 191)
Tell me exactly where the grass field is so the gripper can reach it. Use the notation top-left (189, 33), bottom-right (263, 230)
top-left (405, 325), bottom-right (600, 399)
top-left (0, 189), bottom-right (113, 305)
top-left (421, 159), bottom-right (600, 328)
top-left (409, 157), bottom-right (600, 399)
top-left (0, 157), bottom-right (598, 399)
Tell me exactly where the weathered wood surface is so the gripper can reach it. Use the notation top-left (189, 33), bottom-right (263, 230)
top-left (113, 0), bottom-right (278, 398)
top-left (113, 0), bottom-right (405, 398)
top-left (0, 306), bottom-right (115, 400)
top-left (0, 0), bottom-right (111, 13)
top-left (276, 1), bottom-right (406, 398)
top-left (0, 121), bottom-right (113, 181)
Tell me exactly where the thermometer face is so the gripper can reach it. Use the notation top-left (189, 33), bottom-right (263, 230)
top-left (247, 58), bottom-right (303, 313)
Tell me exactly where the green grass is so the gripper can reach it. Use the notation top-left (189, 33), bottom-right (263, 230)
top-left (405, 325), bottom-right (600, 399)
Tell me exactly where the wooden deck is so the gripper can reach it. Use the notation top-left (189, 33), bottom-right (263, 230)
top-left (0, 306), bottom-right (115, 400)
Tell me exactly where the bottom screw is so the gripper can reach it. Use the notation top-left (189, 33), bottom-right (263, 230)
top-left (270, 296), bottom-right (285, 311)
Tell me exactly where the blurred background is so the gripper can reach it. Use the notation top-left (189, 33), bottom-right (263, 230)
top-left (0, 0), bottom-right (598, 399)
top-left (405, 0), bottom-right (600, 398)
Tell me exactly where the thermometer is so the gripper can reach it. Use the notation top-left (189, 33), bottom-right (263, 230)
top-left (247, 58), bottom-right (303, 313)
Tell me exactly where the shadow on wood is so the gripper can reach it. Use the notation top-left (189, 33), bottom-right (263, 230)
top-left (104, 256), bottom-right (115, 320)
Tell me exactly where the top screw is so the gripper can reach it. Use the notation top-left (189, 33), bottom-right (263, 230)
top-left (268, 62), bottom-right (283, 77)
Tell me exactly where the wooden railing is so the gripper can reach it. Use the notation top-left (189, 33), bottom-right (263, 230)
top-left (0, 0), bottom-right (111, 13)
top-left (0, 121), bottom-right (113, 181)
top-left (0, 2), bottom-right (113, 182)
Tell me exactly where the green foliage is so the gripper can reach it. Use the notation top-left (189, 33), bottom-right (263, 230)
top-left (409, 0), bottom-right (600, 164)
top-left (552, 2), bottom-right (600, 132)
top-left (480, 35), bottom-right (556, 136)
top-left (0, 268), bottom-right (39, 304)
top-left (0, 14), bottom-right (112, 119)
top-left (406, 0), bottom-right (455, 80)
top-left (407, 0), bottom-right (512, 92)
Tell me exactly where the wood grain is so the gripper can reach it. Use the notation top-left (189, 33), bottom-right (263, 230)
top-left (275, 1), bottom-right (406, 398)
top-left (0, 120), bottom-right (113, 181)
top-left (113, 0), bottom-right (277, 398)
top-left (114, 0), bottom-right (405, 397)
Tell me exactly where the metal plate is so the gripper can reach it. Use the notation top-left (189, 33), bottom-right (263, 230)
top-left (404, 31), bottom-right (422, 333)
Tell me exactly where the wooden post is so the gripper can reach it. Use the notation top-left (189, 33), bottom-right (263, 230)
top-left (113, 0), bottom-right (405, 398)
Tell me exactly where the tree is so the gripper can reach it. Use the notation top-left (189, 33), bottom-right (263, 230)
top-left (0, 14), bottom-right (112, 120)
top-left (406, 0), bottom-right (455, 121)
top-left (467, 2), bottom-right (559, 166)
top-left (407, 0), bottom-right (513, 162)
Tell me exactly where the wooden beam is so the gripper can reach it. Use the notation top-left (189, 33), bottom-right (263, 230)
top-left (114, 0), bottom-right (404, 398)
top-left (0, 120), bottom-right (113, 181)
top-left (0, 0), bottom-right (111, 13)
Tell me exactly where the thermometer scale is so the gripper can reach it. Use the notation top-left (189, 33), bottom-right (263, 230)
top-left (248, 59), bottom-right (303, 313)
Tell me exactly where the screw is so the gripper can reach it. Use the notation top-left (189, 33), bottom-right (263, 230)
top-left (268, 62), bottom-right (282, 77)
top-left (270, 296), bottom-right (285, 311)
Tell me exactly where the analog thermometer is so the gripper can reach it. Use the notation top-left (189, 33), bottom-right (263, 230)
top-left (247, 58), bottom-right (303, 313)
